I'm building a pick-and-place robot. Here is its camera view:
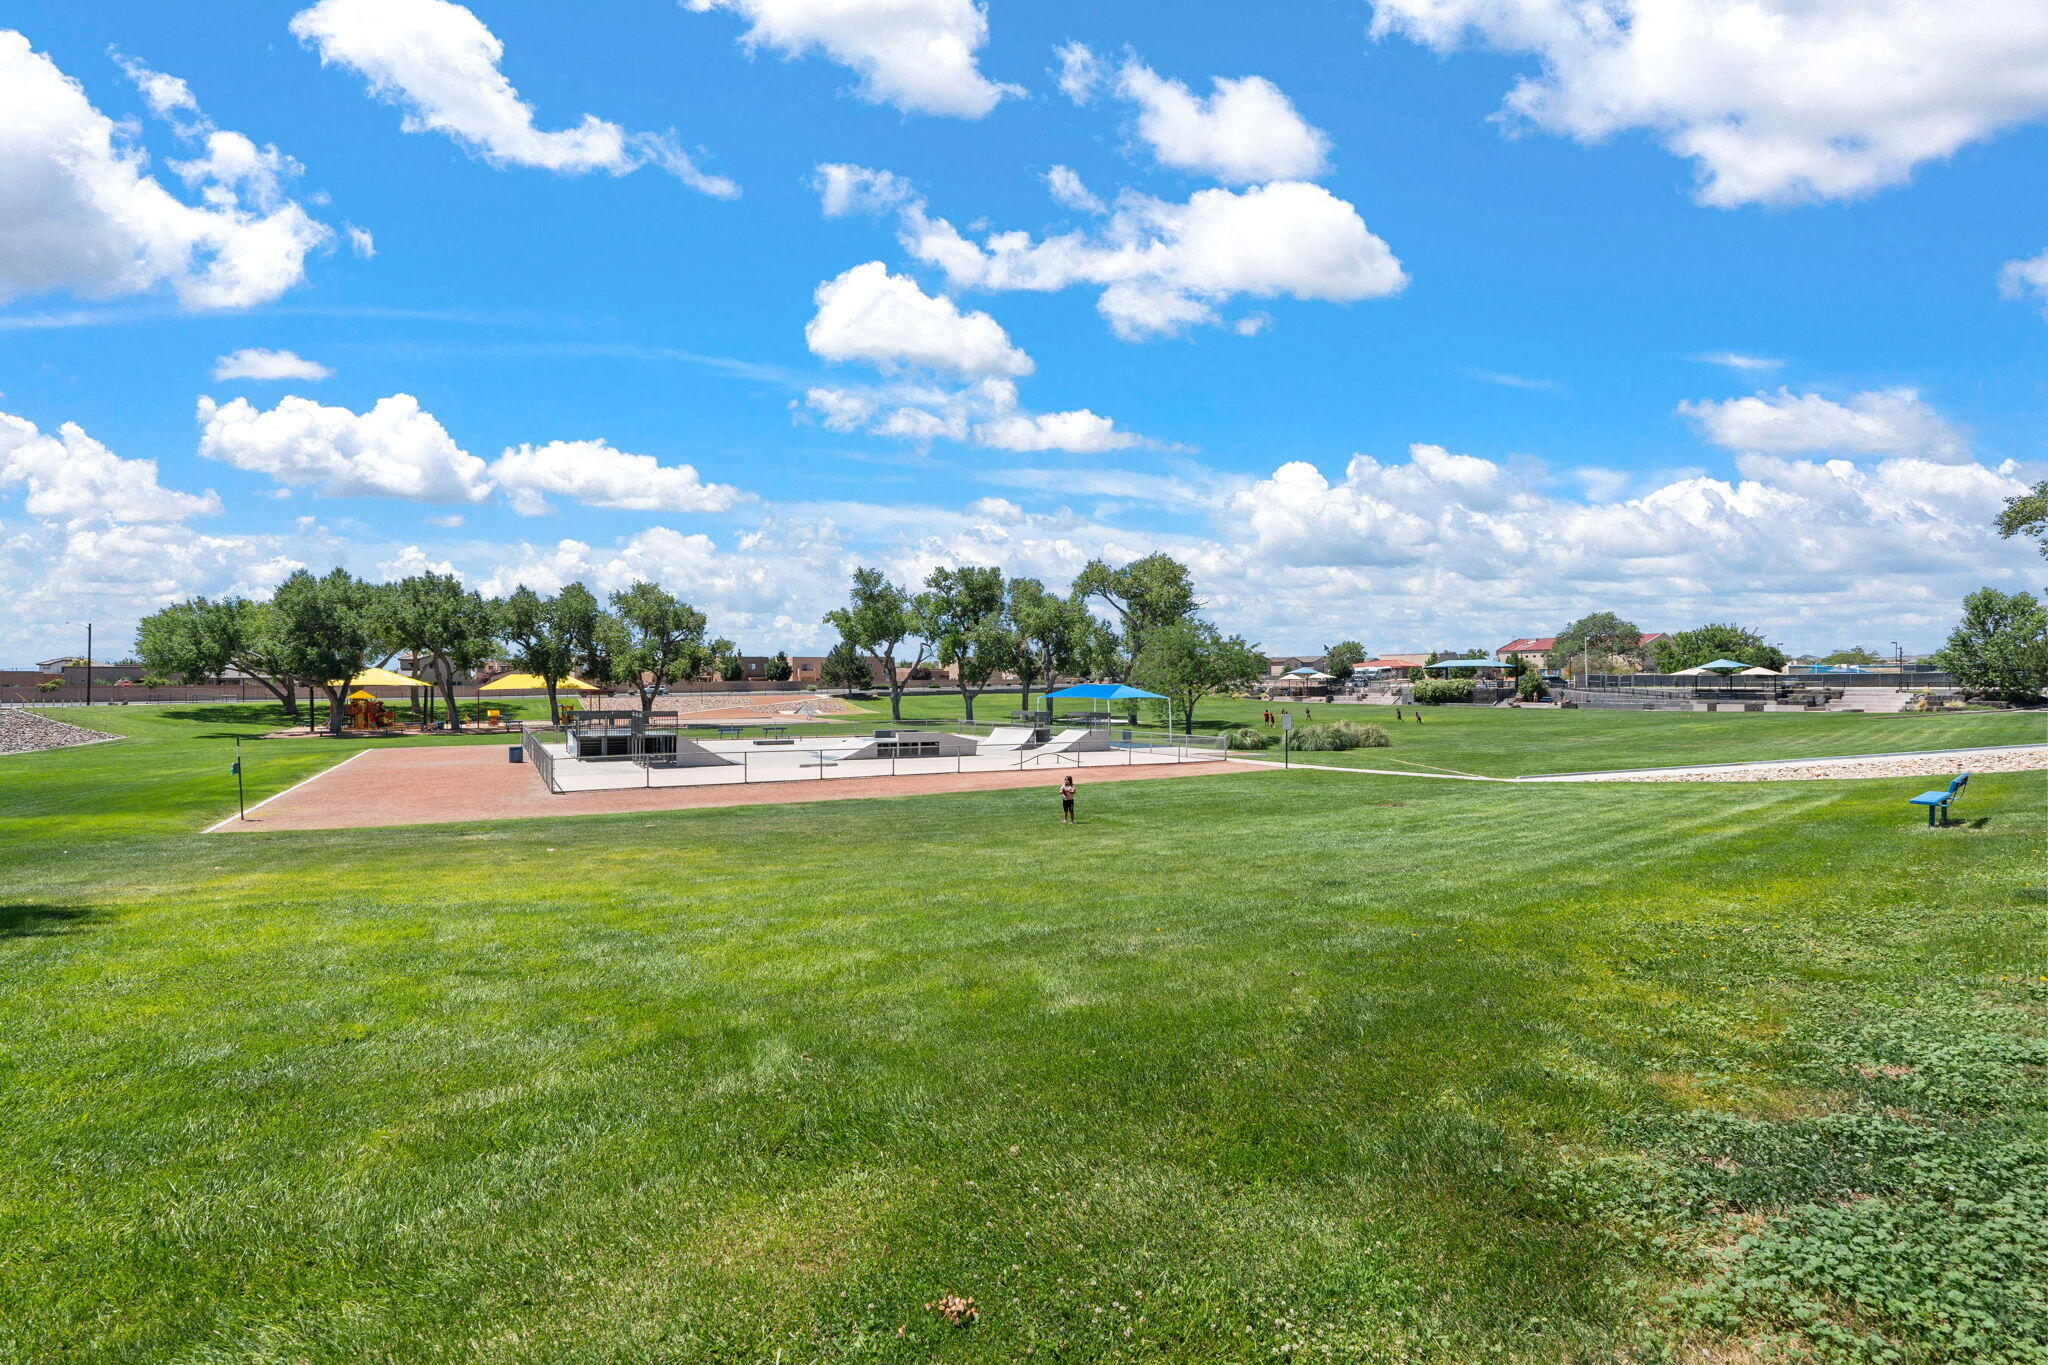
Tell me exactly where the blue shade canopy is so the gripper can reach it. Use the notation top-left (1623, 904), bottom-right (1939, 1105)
top-left (1041, 684), bottom-right (1167, 701)
top-left (1287, 667), bottom-right (1319, 675)
top-left (1698, 659), bottom-right (1751, 671)
top-left (1426, 658), bottom-right (1499, 668)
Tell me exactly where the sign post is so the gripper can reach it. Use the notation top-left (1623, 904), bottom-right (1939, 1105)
top-left (1280, 710), bottom-right (1292, 769)
top-left (232, 738), bottom-right (246, 821)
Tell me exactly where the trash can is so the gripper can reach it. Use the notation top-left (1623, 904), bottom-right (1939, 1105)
top-left (508, 745), bottom-right (524, 764)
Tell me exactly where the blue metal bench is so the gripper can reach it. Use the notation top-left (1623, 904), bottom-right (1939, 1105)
top-left (1907, 773), bottom-right (1968, 827)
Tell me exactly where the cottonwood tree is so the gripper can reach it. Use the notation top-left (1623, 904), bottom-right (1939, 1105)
top-left (1006, 577), bottom-right (1093, 713)
top-left (553, 582), bottom-right (630, 696)
top-left (824, 567), bottom-right (927, 722)
top-left (1546, 612), bottom-right (1645, 677)
top-left (610, 581), bottom-right (709, 716)
top-left (271, 568), bottom-right (389, 734)
top-left (917, 565), bottom-right (1012, 723)
top-left (1933, 587), bottom-right (2048, 704)
top-left (1073, 553), bottom-right (1198, 683)
top-left (1998, 481), bottom-right (2048, 563)
top-left (136, 596), bottom-right (302, 721)
top-left (1653, 624), bottom-right (1787, 674)
top-left (383, 572), bottom-right (495, 731)
top-left (1323, 640), bottom-right (1366, 680)
top-left (495, 585), bottom-right (579, 723)
top-left (1133, 618), bottom-right (1264, 732)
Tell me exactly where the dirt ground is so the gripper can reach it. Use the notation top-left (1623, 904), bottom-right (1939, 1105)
top-left (212, 743), bottom-right (1250, 832)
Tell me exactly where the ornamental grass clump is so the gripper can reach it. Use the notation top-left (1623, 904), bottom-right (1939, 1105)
top-left (1289, 720), bottom-right (1391, 751)
top-left (1218, 726), bottom-right (1269, 750)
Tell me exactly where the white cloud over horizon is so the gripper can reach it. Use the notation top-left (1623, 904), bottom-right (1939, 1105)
top-left (1679, 387), bottom-right (1969, 462)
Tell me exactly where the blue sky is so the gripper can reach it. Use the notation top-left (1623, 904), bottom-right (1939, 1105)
top-left (4, 0), bottom-right (2047, 664)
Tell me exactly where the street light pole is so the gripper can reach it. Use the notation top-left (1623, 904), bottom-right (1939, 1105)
top-left (84, 622), bottom-right (92, 708)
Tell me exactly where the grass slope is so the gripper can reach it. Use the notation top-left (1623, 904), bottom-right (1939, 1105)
top-left (862, 693), bottom-right (2045, 778)
top-left (1, 705), bottom-right (2042, 1361)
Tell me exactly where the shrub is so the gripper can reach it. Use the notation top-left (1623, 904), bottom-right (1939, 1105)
top-left (1289, 720), bottom-right (1392, 751)
top-left (36, 679), bottom-right (61, 693)
top-left (1217, 726), bottom-right (1268, 750)
top-left (1517, 670), bottom-right (1547, 701)
top-left (1411, 678), bottom-right (1476, 704)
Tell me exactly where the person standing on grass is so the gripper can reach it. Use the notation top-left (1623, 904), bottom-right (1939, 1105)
top-left (1060, 774), bottom-right (1076, 824)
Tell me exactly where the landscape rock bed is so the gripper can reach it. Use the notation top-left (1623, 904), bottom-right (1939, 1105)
top-left (1603, 746), bottom-right (2048, 782)
top-left (0, 709), bottom-right (118, 755)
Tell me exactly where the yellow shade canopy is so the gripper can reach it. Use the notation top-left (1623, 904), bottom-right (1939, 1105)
top-left (479, 672), bottom-right (599, 692)
top-left (346, 690), bottom-right (379, 701)
top-left (327, 666), bottom-right (427, 688)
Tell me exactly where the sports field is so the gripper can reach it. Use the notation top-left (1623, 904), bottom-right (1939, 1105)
top-left (3, 702), bottom-right (2045, 1363)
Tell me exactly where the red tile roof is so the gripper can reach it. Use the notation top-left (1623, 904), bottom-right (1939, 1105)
top-left (1497, 637), bottom-right (1554, 656)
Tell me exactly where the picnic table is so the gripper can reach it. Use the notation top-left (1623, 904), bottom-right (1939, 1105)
top-left (761, 725), bottom-right (788, 737)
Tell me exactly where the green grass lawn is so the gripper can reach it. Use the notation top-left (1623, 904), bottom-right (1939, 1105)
top-left (3, 704), bottom-right (2044, 1362)
top-left (845, 691), bottom-right (2046, 778)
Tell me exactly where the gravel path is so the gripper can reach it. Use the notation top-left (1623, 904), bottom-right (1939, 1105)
top-left (0, 709), bottom-right (118, 755)
top-left (1532, 744), bottom-right (2048, 783)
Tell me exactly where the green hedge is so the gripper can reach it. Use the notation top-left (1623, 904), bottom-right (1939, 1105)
top-left (1411, 678), bottom-right (1476, 704)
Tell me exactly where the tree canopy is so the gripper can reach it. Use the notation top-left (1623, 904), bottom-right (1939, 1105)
top-left (823, 567), bottom-right (927, 722)
top-left (1545, 613), bottom-right (1645, 673)
top-left (1652, 624), bottom-right (1788, 674)
top-left (610, 581), bottom-right (709, 714)
top-left (1073, 552), bottom-right (1198, 682)
top-left (1932, 587), bottom-right (2048, 704)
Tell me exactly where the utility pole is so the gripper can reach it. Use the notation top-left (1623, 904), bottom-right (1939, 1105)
top-left (84, 622), bottom-right (93, 707)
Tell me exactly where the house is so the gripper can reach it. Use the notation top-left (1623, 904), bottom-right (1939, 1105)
top-left (785, 654), bottom-right (894, 686)
top-left (1497, 633), bottom-right (1666, 661)
top-left (1356, 653), bottom-right (1432, 679)
top-left (1263, 654), bottom-right (1325, 677)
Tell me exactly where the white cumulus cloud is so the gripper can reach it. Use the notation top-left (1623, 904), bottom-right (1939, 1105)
top-left (489, 438), bottom-right (749, 516)
top-left (1045, 165), bottom-right (1105, 214)
top-left (904, 178), bottom-right (1406, 339)
top-left (212, 348), bottom-right (333, 382)
top-left (1054, 40), bottom-right (1104, 104)
top-left (1115, 61), bottom-right (1331, 184)
top-left (0, 31), bottom-right (331, 309)
top-left (1370, 0), bottom-right (2048, 206)
top-left (291, 0), bottom-right (737, 196)
top-left (806, 261), bottom-right (1032, 377)
top-left (686, 0), bottom-right (1018, 118)
top-left (0, 410), bottom-right (221, 526)
top-left (1678, 388), bottom-right (1968, 462)
top-left (196, 392), bottom-right (494, 502)
top-left (1998, 249), bottom-right (2048, 315)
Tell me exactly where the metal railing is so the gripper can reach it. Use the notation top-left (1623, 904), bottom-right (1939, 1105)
top-left (521, 726), bottom-right (561, 794)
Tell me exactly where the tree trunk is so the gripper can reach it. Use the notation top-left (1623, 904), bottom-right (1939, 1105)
top-left (957, 679), bottom-right (974, 723)
top-left (545, 679), bottom-right (560, 725)
top-left (881, 650), bottom-right (903, 721)
top-left (440, 666), bottom-right (463, 733)
top-left (251, 674), bottom-right (297, 722)
top-left (324, 683), bottom-right (347, 735)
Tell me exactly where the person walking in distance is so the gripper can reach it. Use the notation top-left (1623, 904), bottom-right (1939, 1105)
top-left (1060, 774), bottom-right (1076, 825)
